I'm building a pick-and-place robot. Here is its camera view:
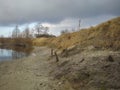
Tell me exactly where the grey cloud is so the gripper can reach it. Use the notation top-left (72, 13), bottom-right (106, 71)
top-left (0, 0), bottom-right (120, 26)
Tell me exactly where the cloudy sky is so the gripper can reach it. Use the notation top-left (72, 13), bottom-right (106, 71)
top-left (0, 0), bottom-right (120, 36)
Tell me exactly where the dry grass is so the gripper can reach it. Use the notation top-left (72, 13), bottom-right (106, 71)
top-left (33, 17), bottom-right (120, 50)
top-left (32, 37), bottom-right (55, 47)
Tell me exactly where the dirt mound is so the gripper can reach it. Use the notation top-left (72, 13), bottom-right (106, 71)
top-left (50, 50), bottom-right (120, 90)
top-left (51, 17), bottom-right (120, 50)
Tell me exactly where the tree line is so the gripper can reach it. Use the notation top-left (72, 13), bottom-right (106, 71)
top-left (11, 24), bottom-right (49, 38)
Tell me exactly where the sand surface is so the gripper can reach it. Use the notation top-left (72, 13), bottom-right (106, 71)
top-left (0, 47), bottom-right (70, 90)
top-left (0, 47), bottom-right (120, 90)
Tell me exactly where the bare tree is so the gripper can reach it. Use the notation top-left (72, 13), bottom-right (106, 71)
top-left (24, 26), bottom-right (30, 38)
top-left (43, 27), bottom-right (49, 35)
top-left (34, 24), bottom-right (49, 37)
top-left (35, 24), bottom-right (43, 35)
top-left (12, 25), bottom-right (20, 38)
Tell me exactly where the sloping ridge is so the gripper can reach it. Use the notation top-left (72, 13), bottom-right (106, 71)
top-left (52, 17), bottom-right (120, 50)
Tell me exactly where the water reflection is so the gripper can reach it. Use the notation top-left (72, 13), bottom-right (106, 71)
top-left (0, 47), bottom-right (33, 61)
top-left (12, 50), bottom-right (27, 59)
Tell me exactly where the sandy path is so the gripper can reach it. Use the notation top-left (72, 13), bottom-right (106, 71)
top-left (0, 47), bottom-right (66, 90)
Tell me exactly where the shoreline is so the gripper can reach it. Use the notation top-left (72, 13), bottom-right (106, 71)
top-left (0, 47), bottom-right (120, 90)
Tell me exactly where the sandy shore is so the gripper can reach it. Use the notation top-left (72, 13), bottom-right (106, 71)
top-left (0, 47), bottom-right (71, 90)
top-left (0, 47), bottom-right (120, 90)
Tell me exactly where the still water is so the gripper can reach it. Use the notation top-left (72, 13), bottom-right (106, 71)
top-left (0, 48), bottom-right (30, 62)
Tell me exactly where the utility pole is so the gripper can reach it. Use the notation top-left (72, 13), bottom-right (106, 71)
top-left (78, 19), bottom-right (81, 30)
